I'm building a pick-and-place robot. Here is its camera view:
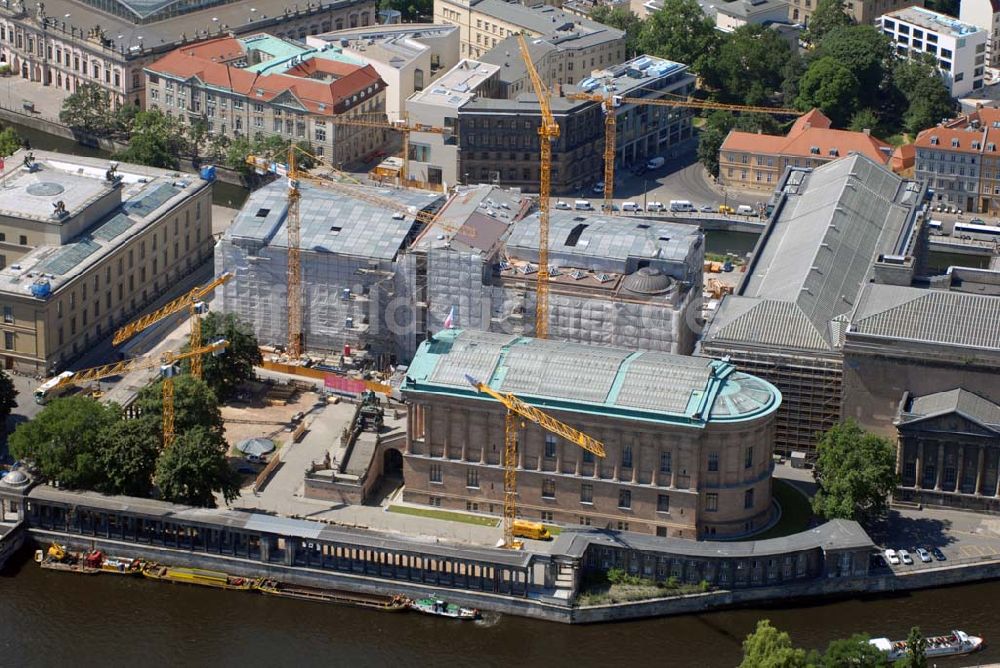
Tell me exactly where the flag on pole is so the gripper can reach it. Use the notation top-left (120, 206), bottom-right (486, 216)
top-left (443, 306), bottom-right (455, 329)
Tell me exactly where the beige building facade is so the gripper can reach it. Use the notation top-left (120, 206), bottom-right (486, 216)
top-left (0, 150), bottom-right (213, 374)
top-left (400, 330), bottom-right (782, 539)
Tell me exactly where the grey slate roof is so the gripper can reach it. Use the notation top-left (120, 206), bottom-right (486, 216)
top-left (704, 154), bottom-right (918, 353)
top-left (228, 180), bottom-right (445, 260)
top-left (901, 389), bottom-right (1000, 429)
top-left (849, 283), bottom-right (1000, 350)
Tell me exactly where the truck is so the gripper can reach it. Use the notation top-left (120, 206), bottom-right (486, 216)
top-left (512, 520), bottom-right (552, 541)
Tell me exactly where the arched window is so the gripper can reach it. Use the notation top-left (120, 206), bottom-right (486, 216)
top-left (361, 11), bottom-right (370, 25)
top-left (335, 18), bottom-right (343, 29)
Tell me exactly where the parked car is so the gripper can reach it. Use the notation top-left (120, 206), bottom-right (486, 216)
top-left (646, 156), bottom-right (666, 170)
top-left (718, 204), bottom-right (735, 215)
top-left (669, 200), bottom-right (696, 212)
top-left (622, 202), bottom-right (642, 212)
top-left (646, 201), bottom-right (665, 212)
top-left (600, 203), bottom-right (620, 212)
top-left (573, 200), bottom-right (593, 211)
top-left (916, 547), bottom-right (932, 563)
top-left (884, 549), bottom-right (900, 565)
top-left (554, 200), bottom-right (571, 210)
top-left (700, 205), bottom-right (715, 212)
top-left (898, 549), bottom-right (914, 565)
top-left (593, 182), bottom-right (606, 194)
top-left (931, 547), bottom-right (946, 561)
top-left (736, 204), bottom-right (755, 215)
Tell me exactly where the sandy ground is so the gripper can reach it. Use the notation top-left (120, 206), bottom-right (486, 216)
top-left (220, 389), bottom-right (324, 452)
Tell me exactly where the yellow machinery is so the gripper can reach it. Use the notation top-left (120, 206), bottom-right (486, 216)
top-left (518, 33), bottom-right (559, 340)
top-left (112, 272), bottom-right (233, 380)
top-left (466, 374), bottom-right (605, 549)
top-left (34, 340), bottom-right (228, 447)
top-left (566, 91), bottom-right (798, 213)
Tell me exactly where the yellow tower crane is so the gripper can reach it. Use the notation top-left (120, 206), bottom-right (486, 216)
top-left (565, 91), bottom-right (799, 213)
top-left (518, 33), bottom-right (559, 340)
top-left (111, 272), bottom-right (233, 380)
top-left (33, 340), bottom-right (229, 448)
top-left (465, 374), bottom-right (605, 549)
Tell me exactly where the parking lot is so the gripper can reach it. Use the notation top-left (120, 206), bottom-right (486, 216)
top-left (869, 506), bottom-right (1000, 574)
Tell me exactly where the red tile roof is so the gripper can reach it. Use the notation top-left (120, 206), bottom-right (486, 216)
top-left (720, 108), bottom-right (891, 164)
top-left (912, 107), bottom-right (1000, 153)
top-left (146, 36), bottom-right (384, 116)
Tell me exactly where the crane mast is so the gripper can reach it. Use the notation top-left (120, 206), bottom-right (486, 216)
top-left (286, 146), bottom-right (304, 358)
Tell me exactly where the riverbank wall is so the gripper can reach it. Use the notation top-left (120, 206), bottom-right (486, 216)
top-left (0, 106), bottom-right (125, 153)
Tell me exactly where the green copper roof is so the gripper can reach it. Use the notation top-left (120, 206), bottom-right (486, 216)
top-left (401, 329), bottom-right (782, 427)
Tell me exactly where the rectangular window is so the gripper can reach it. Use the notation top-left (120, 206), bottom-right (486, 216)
top-left (3, 331), bottom-right (12, 350)
top-left (745, 446), bottom-right (753, 469)
top-left (707, 493), bottom-right (719, 512)
top-left (618, 489), bottom-right (631, 509)
top-left (466, 467), bottom-right (479, 488)
top-left (2, 306), bottom-right (11, 324)
top-left (657, 494), bottom-right (670, 513)
top-left (708, 452), bottom-right (719, 472)
top-left (622, 444), bottom-right (633, 469)
top-left (19, 235), bottom-right (27, 246)
top-left (544, 434), bottom-right (557, 459)
top-left (744, 489), bottom-right (755, 509)
top-left (542, 479), bottom-right (555, 499)
top-left (583, 450), bottom-right (594, 464)
top-left (580, 483), bottom-right (593, 504)
top-left (429, 464), bottom-right (442, 483)
top-left (660, 451), bottom-right (672, 473)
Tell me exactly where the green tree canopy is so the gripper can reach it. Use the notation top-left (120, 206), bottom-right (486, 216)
top-left (740, 620), bottom-right (810, 668)
top-left (9, 396), bottom-right (119, 489)
top-left (637, 0), bottom-right (721, 75)
top-left (0, 368), bottom-right (17, 431)
top-left (185, 312), bottom-right (262, 400)
top-left (136, 374), bottom-right (225, 439)
top-left (155, 424), bottom-right (239, 506)
top-left (891, 57), bottom-right (956, 134)
top-left (379, 0), bottom-right (431, 21)
top-left (0, 126), bottom-right (22, 158)
top-left (795, 57), bottom-right (861, 128)
top-left (805, 0), bottom-right (853, 44)
top-left (848, 108), bottom-right (882, 135)
top-left (590, 5), bottom-right (642, 55)
top-left (95, 418), bottom-right (162, 497)
top-left (899, 627), bottom-right (927, 668)
top-left (703, 25), bottom-right (791, 105)
top-left (116, 108), bottom-right (187, 170)
top-left (820, 634), bottom-right (889, 667)
top-left (815, 25), bottom-right (892, 109)
top-left (812, 419), bottom-right (898, 524)
top-left (60, 83), bottom-right (115, 136)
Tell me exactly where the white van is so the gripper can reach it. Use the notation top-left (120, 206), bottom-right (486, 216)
top-left (622, 202), bottom-right (642, 212)
top-left (669, 200), bottom-right (696, 212)
top-left (646, 156), bottom-right (666, 170)
top-left (646, 201), bottom-right (665, 212)
top-left (574, 199), bottom-right (593, 210)
top-left (736, 204), bottom-right (755, 215)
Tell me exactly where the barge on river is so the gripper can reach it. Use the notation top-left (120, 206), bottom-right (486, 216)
top-left (141, 564), bottom-right (257, 591)
top-left (255, 579), bottom-right (409, 611)
top-left (409, 597), bottom-right (480, 620)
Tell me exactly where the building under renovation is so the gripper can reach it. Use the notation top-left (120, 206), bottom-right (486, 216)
top-left (217, 181), bottom-right (704, 363)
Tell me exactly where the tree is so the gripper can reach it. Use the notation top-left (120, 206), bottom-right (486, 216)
top-left (95, 418), bottom-right (161, 497)
top-left (812, 419), bottom-right (897, 524)
top-left (815, 25), bottom-right (892, 109)
top-left (0, 126), bottom-right (21, 157)
top-left (795, 57), bottom-right (861, 128)
top-left (891, 57), bottom-right (956, 134)
top-left (116, 108), bottom-right (187, 169)
top-left (848, 108), bottom-right (881, 135)
top-left (821, 634), bottom-right (889, 667)
top-left (590, 6), bottom-right (643, 55)
top-left (379, 0), bottom-right (431, 21)
top-left (0, 368), bottom-right (17, 431)
top-left (805, 0), bottom-right (852, 44)
top-left (899, 627), bottom-right (927, 668)
top-left (111, 102), bottom-right (140, 137)
top-left (59, 83), bottom-right (114, 136)
top-left (703, 25), bottom-right (791, 105)
top-left (740, 620), bottom-right (810, 668)
top-left (136, 374), bottom-right (225, 444)
top-left (8, 396), bottom-right (119, 489)
top-left (637, 0), bottom-right (721, 76)
top-left (154, 425), bottom-right (239, 506)
top-left (186, 312), bottom-right (262, 400)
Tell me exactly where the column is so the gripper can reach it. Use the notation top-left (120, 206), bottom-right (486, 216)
top-left (613, 435), bottom-right (621, 482)
top-left (460, 409), bottom-right (469, 462)
top-left (895, 440), bottom-right (903, 478)
top-left (935, 442), bottom-right (945, 491)
top-left (631, 433), bottom-right (640, 484)
top-left (975, 445), bottom-right (986, 495)
top-left (994, 455), bottom-right (1000, 497)
top-left (555, 441), bottom-right (563, 475)
top-left (405, 407), bottom-right (413, 454)
top-left (956, 445), bottom-right (966, 494)
top-left (915, 442), bottom-right (924, 490)
top-left (652, 447), bottom-right (661, 487)
top-left (670, 445), bottom-right (678, 488)
top-left (424, 405), bottom-right (433, 454)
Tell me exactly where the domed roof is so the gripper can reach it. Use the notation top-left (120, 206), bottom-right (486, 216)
top-left (1, 469), bottom-right (29, 487)
top-left (622, 266), bottom-right (673, 295)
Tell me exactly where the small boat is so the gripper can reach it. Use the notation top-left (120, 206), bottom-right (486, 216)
top-left (255, 579), bottom-right (409, 611)
top-left (869, 630), bottom-right (984, 661)
top-left (100, 556), bottom-right (145, 575)
top-left (409, 597), bottom-right (479, 620)
top-left (141, 564), bottom-right (257, 591)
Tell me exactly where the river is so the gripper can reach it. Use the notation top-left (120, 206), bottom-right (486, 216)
top-left (1, 550), bottom-right (998, 667)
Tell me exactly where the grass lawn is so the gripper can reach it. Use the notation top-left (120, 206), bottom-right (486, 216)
top-left (752, 478), bottom-right (815, 541)
top-left (387, 505), bottom-right (499, 527)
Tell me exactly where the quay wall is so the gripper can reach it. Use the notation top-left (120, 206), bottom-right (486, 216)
top-left (26, 527), bottom-right (1000, 624)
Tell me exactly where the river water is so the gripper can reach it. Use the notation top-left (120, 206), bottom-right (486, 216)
top-left (1, 550), bottom-right (999, 667)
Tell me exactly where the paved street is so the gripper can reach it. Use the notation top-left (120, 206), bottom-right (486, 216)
top-left (0, 75), bottom-right (70, 124)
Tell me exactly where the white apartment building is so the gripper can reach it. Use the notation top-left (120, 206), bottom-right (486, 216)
top-left (960, 0), bottom-right (1000, 68)
top-left (880, 6), bottom-right (987, 97)
top-left (306, 23), bottom-right (461, 119)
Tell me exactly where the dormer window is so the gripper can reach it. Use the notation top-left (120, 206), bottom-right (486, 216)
top-left (952, 138), bottom-right (960, 147)
top-left (930, 135), bottom-right (939, 145)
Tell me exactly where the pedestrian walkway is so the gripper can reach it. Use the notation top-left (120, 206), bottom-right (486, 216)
top-left (0, 76), bottom-right (70, 124)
